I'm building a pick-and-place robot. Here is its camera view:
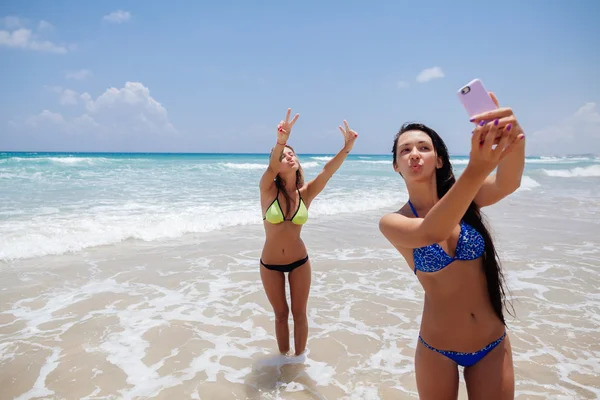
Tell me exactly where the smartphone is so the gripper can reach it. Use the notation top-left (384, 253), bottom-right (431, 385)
top-left (457, 78), bottom-right (497, 118)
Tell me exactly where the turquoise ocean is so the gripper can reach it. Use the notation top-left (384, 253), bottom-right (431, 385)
top-left (2, 151), bottom-right (599, 262)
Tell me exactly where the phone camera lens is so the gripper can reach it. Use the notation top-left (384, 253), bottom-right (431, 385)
top-left (461, 86), bottom-right (471, 95)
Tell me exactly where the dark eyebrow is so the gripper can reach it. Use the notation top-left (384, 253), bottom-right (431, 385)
top-left (400, 140), bottom-right (429, 147)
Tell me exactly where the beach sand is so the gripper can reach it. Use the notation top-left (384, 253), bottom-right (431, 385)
top-left (1, 188), bottom-right (599, 400)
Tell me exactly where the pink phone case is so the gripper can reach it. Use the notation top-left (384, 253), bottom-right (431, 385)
top-left (457, 79), bottom-right (497, 118)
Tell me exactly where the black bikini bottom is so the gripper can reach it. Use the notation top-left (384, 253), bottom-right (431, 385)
top-left (260, 255), bottom-right (309, 273)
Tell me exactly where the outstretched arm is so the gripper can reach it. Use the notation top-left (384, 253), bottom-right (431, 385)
top-left (475, 140), bottom-right (525, 207)
top-left (305, 120), bottom-right (358, 203)
top-left (259, 108), bottom-right (300, 192)
top-left (380, 120), bottom-right (520, 249)
top-left (259, 142), bottom-right (285, 192)
top-left (471, 93), bottom-right (526, 207)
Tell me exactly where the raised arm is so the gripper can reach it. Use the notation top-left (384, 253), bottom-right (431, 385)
top-left (305, 120), bottom-right (358, 203)
top-left (259, 108), bottom-right (300, 192)
top-left (380, 120), bottom-right (520, 249)
top-left (471, 92), bottom-right (526, 207)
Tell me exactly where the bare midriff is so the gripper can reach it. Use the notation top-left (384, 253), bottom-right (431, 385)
top-left (417, 258), bottom-right (506, 352)
top-left (261, 223), bottom-right (307, 265)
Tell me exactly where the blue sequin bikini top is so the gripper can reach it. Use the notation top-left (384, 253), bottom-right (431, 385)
top-left (408, 200), bottom-right (485, 274)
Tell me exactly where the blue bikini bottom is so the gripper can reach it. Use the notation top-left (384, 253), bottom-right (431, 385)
top-left (418, 331), bottom-right (506, 368)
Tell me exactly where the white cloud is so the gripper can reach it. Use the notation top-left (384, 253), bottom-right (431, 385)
top-left (83, 82), bottom-right (176, 135)
top-left (23, 82), bottom-right (177, 136)
top-left (529, 102), bottom-right (600, 156)
top-left (0, 17), bottom-right (69, 54)
top-left (65, 69), bottom-right (93, 81)
top-left (416, 66), bottom-right (445, 83)
top-left (72, 114), bottom-right (100, 129)
top-left (396, 80), bottom-right (409, 89)
top-left (103, 10), bottom-right (131, 23)
top-left (573, 102), bottom-right (600, 124)
top-left (0, 28), bottom-right (67, 53)
top-left (27, 110), bottom-right (65, 126)
top-left (80, 92), bottom-right (92, 103)
top-left (2, 16), bottom-right (24, 29)
top-left (59, 89), bottom-right (79, 105)
top-left (45, 86), bottom-right (79, 105)
top-left (37, 20), bottom-right (54, 32)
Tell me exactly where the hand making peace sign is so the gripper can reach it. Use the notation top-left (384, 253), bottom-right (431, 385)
top-left (338, 120), bottom-right (359, 152)
top-left (276, 108), bottom-right (300, 146)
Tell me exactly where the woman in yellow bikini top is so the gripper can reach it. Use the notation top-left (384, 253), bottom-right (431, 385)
top-left (263, 187), bottom-right (308, 225)
top-left (258, 107), bottom-right (358, 357)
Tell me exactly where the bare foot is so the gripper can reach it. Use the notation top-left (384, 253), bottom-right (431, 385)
top-left (294, 349), bottom-right (307, 357)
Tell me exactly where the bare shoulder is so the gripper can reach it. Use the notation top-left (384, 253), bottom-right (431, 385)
top-left (378, 203), bottom-right (432, 250)
top-left (379, 205), bottom-right (413, 226)
top-left (379, 206), bottom-right (409, 234)
top-left (379, 207), bottom-right (416, 266)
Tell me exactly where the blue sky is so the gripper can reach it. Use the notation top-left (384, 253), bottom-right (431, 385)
top-left (1, 1), bottom-right (598, 156)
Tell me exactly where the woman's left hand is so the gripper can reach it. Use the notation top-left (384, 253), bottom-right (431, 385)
top-left (470, 92), bottom-right (525, 145)
top-left (339, 120), bottom-right (359, 152)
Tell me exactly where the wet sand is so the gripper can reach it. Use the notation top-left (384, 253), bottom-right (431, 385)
top-left (1, 192), bottom-right (599, 399)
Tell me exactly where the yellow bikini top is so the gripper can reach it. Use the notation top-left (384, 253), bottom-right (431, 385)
top-left (263, 188), bottom-right (308, 225)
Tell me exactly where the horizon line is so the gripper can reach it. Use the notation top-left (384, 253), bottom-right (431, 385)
top-left (2, 150), bottom-right (394, 156)
top-left (1, 150), bottom-right (597, 158)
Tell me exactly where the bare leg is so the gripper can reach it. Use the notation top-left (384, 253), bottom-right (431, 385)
top-left (260, 265), bottom-right (290, 354)
top-left (464, 333), bottom-right (514, 400)
top-left (288, 260), bottom-right (311, 356)
top-left (415, 338), bottom-right (460, 400)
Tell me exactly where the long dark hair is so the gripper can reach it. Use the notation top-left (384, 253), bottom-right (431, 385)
top-left (271, 144), bottom-right (305, 217)
top-left (392, 122), bottom-right (514, 326)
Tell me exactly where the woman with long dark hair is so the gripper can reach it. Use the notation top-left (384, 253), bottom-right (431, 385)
top-left (379, 94), bottom-right (525, 399)
top-left (259, 108), bottom-right (358, 356)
